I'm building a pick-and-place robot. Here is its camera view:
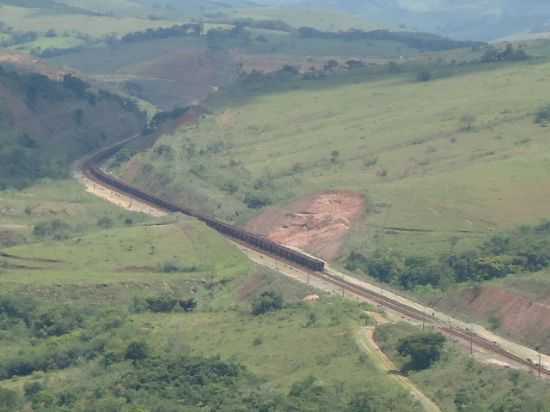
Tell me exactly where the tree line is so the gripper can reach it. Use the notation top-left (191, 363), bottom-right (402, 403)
top-left (346, 221), bottom-right (550, 290)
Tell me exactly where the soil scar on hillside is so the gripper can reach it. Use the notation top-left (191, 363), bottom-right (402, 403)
top-left (245, 191), bottom-right (365, 261)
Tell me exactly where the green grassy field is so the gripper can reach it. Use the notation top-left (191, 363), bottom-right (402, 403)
top-left (121, 57), bottom-right (550, 259)
top-left (0, 180), bottom-right (149, 247)
top-left (0, 204), bottom-right (420, 411)
top-left (230, 6), bottom-right (381, 32)
top-left (0, 4), bottom-right (177, 37)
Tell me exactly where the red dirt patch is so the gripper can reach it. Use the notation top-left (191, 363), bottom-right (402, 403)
top-left (245, 191), bottom-right (365, 261)
top-left (436, 286), bottom-right (550, 352)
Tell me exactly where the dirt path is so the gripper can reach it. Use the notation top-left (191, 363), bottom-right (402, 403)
top-left (356, 326), bottom-right (442, 412)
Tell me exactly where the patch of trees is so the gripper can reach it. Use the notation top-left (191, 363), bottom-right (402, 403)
top-left (480, 44), bottom-right (529, 63)
top-left (0, 295), bottom-right (126, 380)
top-left (131, 294), bottom-right (198, 313)
top-left (297, 27), bottom-right (485, 52)
top-left (251, 291), bottom-right (284, 315)
top-left (120, 23), bottom-right (202, 43)
top-left (144, 106), bottom-right (190, 135)
top-left (0, 68), bottom-right (144, 189)
top-left (32, 220), bottom-right (73, 240)
top-left (535, 104), bottom-right (550, 126)
top-left (397, 333), bottom-right (446, 371)
top-left (346, 221), bottom-right (550, 290)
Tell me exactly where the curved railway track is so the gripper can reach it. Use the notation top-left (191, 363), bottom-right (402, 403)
top-left (82, 137), bottom-right (550, 379)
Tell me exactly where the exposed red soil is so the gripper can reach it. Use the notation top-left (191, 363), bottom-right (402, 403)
top-left (435, 286), bottom-right (550, 351)
top-left (245, 191), bottom-right (365, 261)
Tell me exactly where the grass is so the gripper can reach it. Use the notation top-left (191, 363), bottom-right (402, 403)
top-left (9, 34), bottom-right (85, 53)
top-left (134, 300), bottom-right (387, 392)
top-left (0, 206), bottom-right (419, 410)
top-left (1, 219), bottom-right (249, 288)
top-left (229, 6), bottom-right (383, 32)
top-left (0, 4), bottom-right (178, 38)
top-left (121, 57), bottom-right (550, 259)
top-left (375, 323), bottom-right (550, 411)
top-left (0, 180), bottom-right (148, 246)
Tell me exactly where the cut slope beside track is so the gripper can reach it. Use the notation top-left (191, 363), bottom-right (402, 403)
top-left (77, 136), bottom-right (550, 380)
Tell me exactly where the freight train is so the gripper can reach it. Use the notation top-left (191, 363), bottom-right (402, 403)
top-left (82, 142), bottom-right (326, 272)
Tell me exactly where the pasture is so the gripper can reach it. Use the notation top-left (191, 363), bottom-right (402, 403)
top-left (123, 57), bottom-right (550, 258)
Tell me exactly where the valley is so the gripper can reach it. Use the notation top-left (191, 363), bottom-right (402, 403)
top-left (2, 1), bottom-right (550, 411)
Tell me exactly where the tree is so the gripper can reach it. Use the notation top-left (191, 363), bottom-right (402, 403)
top-left (460, 114), bottom-right (476, 132)
top-left (397, 332), bottom-right (445, 371)
top-left (251, 291), bottom-right (284, 315)
top-left (416, 70), bottom-right (432, 82)
top-left (125, 341), bottom-right (149, 362)
top-left (0, 387), bottom-right (19, 412)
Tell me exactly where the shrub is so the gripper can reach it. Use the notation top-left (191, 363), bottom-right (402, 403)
top-left (397, 332), bottom-right (445, 371)
top-left (125, 341), bottom-right (149, 362)
top-left (416, 70), bottom-right (432, 82)
top-left (244, 192), bottom-right (272, 209)
top-left (32, 220), bottom-right (72, 240)
top-left (0, 387), bottom-right (19, 411)
top-left (535, 104), bottom-right (550, 126)
top-left (159, 261), bottom-right (197, 273)
top-left (146, 295), bottom-right (178, 313)
top-left (251, 291), bottom-right (284, 316)
top-left (97, 217), bottom-right (114, 229)
top-left (178, 298), bottom-right (197, 313)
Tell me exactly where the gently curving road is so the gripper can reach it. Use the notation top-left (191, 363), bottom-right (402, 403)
top-left (77, 139), bottom-right (550, 380)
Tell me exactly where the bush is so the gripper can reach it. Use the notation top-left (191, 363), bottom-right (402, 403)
top-left (244, 192), bottom-right (272, 209)
top-left (251, 291), bottom-right (284, 316)
top-left (535, 104), bottom-right (550, 126)
top-left (397, 332), bottom-right (445, 371)
top-left (159, 261), bottom-right (197, 273)
top-left (416, 70), bottom-right (432, 82)
top-left (0, 387), bottom-right (19, 412)
top-left (125, 341), bottom-right (149, 362)
top-left (97, 217), bottom-right (114, 229)
top-left (146, 295), bottom-right (178, 313)
top-left (32, 219), bottom-right (73, 240)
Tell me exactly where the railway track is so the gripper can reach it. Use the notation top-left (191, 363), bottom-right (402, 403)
top-left (81, 137), bottom-right (550, 379)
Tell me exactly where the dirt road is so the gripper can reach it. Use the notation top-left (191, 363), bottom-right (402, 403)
top-left (356, 326), bottom-right (441, 412)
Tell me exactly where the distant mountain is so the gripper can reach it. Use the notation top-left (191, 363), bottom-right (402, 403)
top-left (250, 0), bottom-right (550, 40)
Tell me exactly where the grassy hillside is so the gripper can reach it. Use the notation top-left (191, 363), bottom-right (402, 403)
top-left (375, 322), bottom-right (550, 412)
top-left (0, 67), bottom-right (146, 188)
top-left (0, 216), bottom-right (421, 411)
top-left (120, 56), bottom-right (550, 256)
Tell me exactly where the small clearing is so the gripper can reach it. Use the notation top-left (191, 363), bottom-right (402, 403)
top-left (246, 191), bottom-right (364, 261)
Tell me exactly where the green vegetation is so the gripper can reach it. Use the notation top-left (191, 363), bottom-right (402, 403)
top-left (0, 215), bottom-right (422, 411)
top-left (0, 179), bottom-right (148, 248)
top-left (121, 52), bottom-right (550, 257)
top-left (346, 220), bottom-right (550, 290)
top-left (0, 68), bottom-right (145, 189)
top-left (376, 323), bottom-right (550, 411)
top-left (251, 290), bottom-right (284, 315)
top-left (397, 332), bottom-right (446, 371)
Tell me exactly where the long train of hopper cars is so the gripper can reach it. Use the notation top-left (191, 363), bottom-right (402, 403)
top-left (82, 142), bottom-right (326, 272)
